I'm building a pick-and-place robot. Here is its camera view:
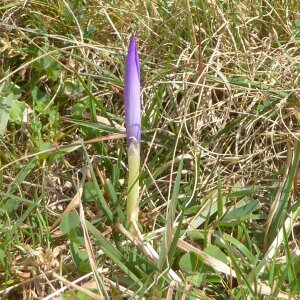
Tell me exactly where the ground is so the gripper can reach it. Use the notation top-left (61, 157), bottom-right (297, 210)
top-left (0, 0), bottom-right (300, 299)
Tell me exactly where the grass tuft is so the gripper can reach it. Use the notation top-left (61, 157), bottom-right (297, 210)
top-left (1, 0), bottom-right (300, 298)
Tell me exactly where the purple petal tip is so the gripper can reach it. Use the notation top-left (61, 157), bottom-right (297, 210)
top-left (124, 35), bottom-right (141, 148)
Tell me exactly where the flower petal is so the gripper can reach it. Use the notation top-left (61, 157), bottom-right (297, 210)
top-left (124, 35), bottom-right (141, 148)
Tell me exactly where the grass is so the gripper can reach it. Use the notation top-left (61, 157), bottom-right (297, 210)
top-left (0, 0), bottom-right (300, 299)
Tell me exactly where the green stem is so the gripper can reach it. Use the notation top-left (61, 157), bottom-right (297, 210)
top-left (126, 139), bottom-right (140, 227)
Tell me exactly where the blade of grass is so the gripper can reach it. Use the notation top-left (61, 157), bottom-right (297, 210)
top-left (269, 140), bottom-right (300, 243)
top-left (158, 158), bottom-right (184, 270)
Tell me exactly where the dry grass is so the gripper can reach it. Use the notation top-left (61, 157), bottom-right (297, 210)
top-left (0, 0), bottom-right (300, 299)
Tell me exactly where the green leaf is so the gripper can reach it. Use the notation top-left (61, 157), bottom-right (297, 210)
top-left (63, 78), bottom-right (84, 97)
top-left (83, 181), bottom-right (98, 203)
top-left (227, 189), bottom-right (261, 198)
top-left (294, 19), bottom-right (300, 28)
top-left (189, 200), bottom-right (218, 229)
top-left (0, 248), bottom-right (7, 270)
top-left (45, 60), bottom-right (62, 81)
top-left (0, 80), bottom-right (21, 136)
top-left (31, 48), bottom-right (61, 81)
top-left (0, 92), bottom-right (13, 136)
top-left (221, 233), bottom-right (255, 263)
top-left (9, 100), bottom-right (28, 125)
top-left (219, 200), bottom-right (261, 222)
top-left (179, 252), bottom-right (203, 273)
top-left (185, 274), bottom-right (204, 287)
top-left (60, 211), bottom-right (81, 235)
top-left (32, 86), bottom-right (50, 113)
top-left (70, 242), bottom-right (91, 273)
top-left (204, 245), bottom-right (228, 264)
top-left (71, 101), bottom-right (86, 117)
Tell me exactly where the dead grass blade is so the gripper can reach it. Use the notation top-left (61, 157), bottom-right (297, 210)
top-left (251, 282), bottom-right (297, 300)
top-left (52, 167), bottom-right (107, 297)
top-left (117, 222), bottom-right (182, 283)
top-left (166, 280), bottom-right (177, 300)
top-left (78, 191), bottom-right (106, 298)
top-left (259, 204), bottom-right (300, 276)
top-left (52, 272), bottom-right (104, 300)
top-left (50, 167), bottom-right (89, 230)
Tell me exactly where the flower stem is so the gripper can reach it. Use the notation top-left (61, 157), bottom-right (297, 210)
top-left (126, 139), bottom-right (140, 228)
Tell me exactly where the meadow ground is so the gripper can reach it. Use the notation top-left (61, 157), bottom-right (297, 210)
top-left (0, 0), bottom-right (300, 299)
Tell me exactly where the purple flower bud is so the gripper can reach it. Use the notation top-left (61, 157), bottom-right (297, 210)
top-left (124, 34), bottom-right (141, 148)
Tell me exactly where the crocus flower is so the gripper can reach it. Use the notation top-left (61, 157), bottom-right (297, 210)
top-left (124, 34), bottom-right (141, 227)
